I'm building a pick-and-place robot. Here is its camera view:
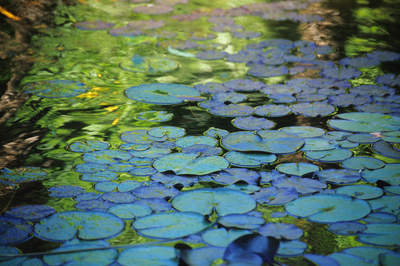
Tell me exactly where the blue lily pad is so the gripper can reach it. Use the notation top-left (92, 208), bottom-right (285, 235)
top-left (341, 156), bottom-right (385, 170)
top-left (285, 194), bottom-right (371, 223)
top-left (276, 163), bottom-right (319, 176)
top-left (363, 212), bottom-right (397, 224)
top-left (202, 228), bottom-right (251, 247)
top-left (129, 146), bottom-right (171, 158)
top-left (0, 167), bottom-right (47, 185)
top-left (182, 247), bottom-right (225, 266)
top-left (75, 163), bottom-right (108, 173)
top-left (232, 116), bottom-right (275, 130)
top-left (135, 111), bottom-right (174, 122)
top-left (80, 171), bottom-right (118, 182)
top-left (223, 79), bottom-right (265, 92)
top-left (280, 126), bottom-right (325, 138)
top-left (148, 126), bottom-right (186, 140)
top-left (225, 151), bottom-right (277, 167)
top-left (276, 240), bottom-right (307, 257)
top-left (258, 223), bottom-right (303, 240)
top-left (362, 164), bottom-right (400, 185)
top-left (384, 185), bottom-right (400, 195)
top-left (304, 148), bottom-right (353, 162)
top-left (253, 187), bottom-right (298, 206)
top-left (129, 157), bottom-right (154, 166)
top-left (172, 188), bottom-right (256, 216)
top-left (132, 183), bottom-right (179, 199)
top-left (212, 92), bottom-right (247, 103)
top-left (377, 73), bottom-right (400, 87)
top-left (102, 192), bottom-right (136, 203)
top-left (272, 176), bottom-right (326, 194)
top-left (120, 129), bottom-right (153, 144)
top-left (222, 131), bottom-right (304, 154)
top-left (69, 140), bottom-right (110, 153)
top-left (368, 195), bottom-right (400, 215)
top-left (218, 214), bottom-right (265, 230)
top-left (34, 211), bottom-right (124, 241)
top-left (194, 82), bottom-right (230, 94)
top-left (83, 150), bottom-right (131, 164)
top-left (154, 153), bottom-right (228, 175)
top-left (176, 136), bottom-right (217, 148)
top-left (133, 212), bottom-right (211, 239)
top-left (202, 168), bottom-right (260, 185)
top-left (247, 64), bottom-right (289, 78)
top-left (43, 239), bottom-right (117, 266)
top-left (135, 198), bottom-right (172, 213)
top-left (339, 56), bottom-right (380, 68)
top-left (351, 84), bottom-right (395, 97)
top-left (208, 104), bottom-right (254, 117)
top-left (120, 56), bottom-right (179, 75)
top-left (5, 205), bottom-right (55, 221)
top-left (118, 246), bottom-right (178, 266)
top-left (108, 203), bottom-right (152, 220)
top-left (49, 185), bottom-right (85, 198)
top-left (329, 94), bottom-right (371, 107)
top-left (125, 83), bottom-right (200, 105)
top-left (95, 182), bottom-right (117, 192)
top-left (304, 254), bottom-right (339, 266)
top-left (181, 144), bottom-right (222, 157)
top-left (23, 80), bottom-right (88, 98)
top-left (343, 246), bottom-right (396, 264)
top-left (372, 141), bottom-right (400, 159)
top-left (204, 127), bottom-right (229, 138)
top-left (321, 65), bottom-right (361, 80)
top-left (151, 172), bottom-right (197, 188)
top-left (336, 185), bottom-right (383, 200)
top-left (117, 180), bottom-right (141, 192)
top-left (328, 222), bottom-right (367, 235)
top-left (302, 138), bottom-right (336, 151)
top-left (316, 169), bottom-right (361, 184)
top-left (129, 166), bottom-right (158, 176)
top-left (107, 163), bottom-right (135, 172)
top-left (0, 216), bottom-right (32, 245)
top-left (254, 104), bottom-right (292, 117)
top-left (328, 253), bottom-right (375, 265)
top-left (291, 102), bottom-right (335, 117)
top-left (358, 223), bottom-right (400, 246)
top-left (75, 198), bottom-right (115, 212)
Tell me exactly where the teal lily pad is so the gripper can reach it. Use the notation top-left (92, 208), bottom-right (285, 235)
top-left (172, 188), bottom-right (256, 216)
top-left (0, 167), bottom-right (47, 185)
top-left (362, 164), bottom-right (400, 185)
top-left (34, 211), bottom-right (124, 241)
top-left (358, 224), bottom-right (400, 246)
top-left (120, 56), bottom-right (179, 75)
top-left (108, 203), bottom-right (152, 220)
top-left (372, 141), bottom-right (400, 159)
top-left (69, 140), bottom-right (110, 153)
top-left (341, 156), bottom-right (385, 170)
top-left (336, 185), bottom-right (383, 200)
top-left (218, 214), bottom-right (265, 230)
top-left (125, 83), bottom-right (201, 105)
top-left (305, 148), bottom-right (352, 162)
top-left (280, 126), bottom-right (325, 138)
top-left (277, 240), bottom-right (307, 257)
top-left (222, 131), bottom-right (304, 154)
top-left (118, 246), bottom-right (178, 266)
top-left (302, 138), bottom-right (336, 151)
top-left (135, 111), bottom-right (174, 122)
top-left (133, 212), bottom-right (211, 239)
top-left (202, 228), bottom-right (251, 247)
top-left (153, 153), bottom-right (229, 175)
top-left (285, 194), bottom-right (371, 223)
top-left (225, 151), bottom-right (277, 167)
top-left (276, 163), bottom-right (319, 176)
top-left (176, 136), bottom-right (218, 148)
top-left (368, 195), bottom-right (400, 215)
top-left (148, 126), bottom-right (186, 140)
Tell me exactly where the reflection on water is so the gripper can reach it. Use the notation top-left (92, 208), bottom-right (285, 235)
top-left (1, 0), bottom-right (400, 264)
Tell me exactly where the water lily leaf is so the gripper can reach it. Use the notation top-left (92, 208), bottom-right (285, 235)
top-left (120, 129), bottom-right (153, 144)
top-left (376, 73), bottom-right (400, 87)
top-left (75, 163), bottom-right (108, 173)
top-left (208, 104), bottom-right (254, 117)
top-left (304, 254), bottom-right (339, 266)
top-left (125, 83), bottom-right (200, 105)
top-left (43, 239), bottom-right (117, 266)
top-left (0, 216), bottom-right (32, 245)
top-left (49, 185), bottom-right (85, 198)
top-left (95, 182), bottom-right (117, 192)
top-left (341, 156), bottom-right (385, 170)
top-left (362, 164), bottom-right (400, 185)
top-left (343, 246), bottom-right (396, 264)
top-left (120, 55), bottom-right (178, 75)
top-left (218, 214), bottom-right (265, 230)
top-left (108, 203), bottom-right (152, 220)
top-left (272, 176), bottom-right (326, 194)
top-left (280, 126), bottom-right (325, 138)
top-left (118, 246), bottom-right (178, 266)
top-left (181, 247), bottom-right (225, 266)
top-left (291, 102), bottom-right (335, 117)
top-left (148, 126), bottom-right (186, 140)
top-left (223, 234), bottom-right (280, 266)
top-left (182, 144), bottom-right (222, 156)
top-left (253, 187), bottom-right (298, 205)
top-left (202, 228), bottom-right (251, 247)
top-left (222, 131), bottom-right (304, 154)
top-left (102, 192), bottom-right (136, 203)
top-left (232, 116), bottom-right (275, 130)
top-left (302, 138), bottom-right (336, 151)
top-left (133, 212), bottom-right (211, 239)
top-left (358, 224), bottom-right (400, 246)
top-left (107, 163), bottom-right (135, 172)
top-left (248, 64), bottom-right (289, 78)
top-left (368, 195), bottom-right (400, 215)
top-left (384, 185), bottom-right (400, 195)
top-left (285, 194), bottom-right (371, 223)
top-left (213, 92), bottom-right (247, 103)
top-left (225, 151), bottom-right (276, 167)
top-left (321, 65), bottom-right (361, 80)
top-left (23, 80), bottom-right (88, 98)
top-left (69, 140), bottom-right (110, 153)
top-left (204, 127), bottom-right (229, 138)
top-left (81, 171), bottom-right (118, 182)
top-left (336, 185), bottom-right (383, 200)
top-left (83, 150), bottom-right (132, 164)
top-left (172, 188), bottom-right (256, 216)
top-left (196, 50), bottom-right (227, 60)
top-left (328, 222), bottom-right (367, 235)
top-left (276, 240), bottom-right (307, 257)
top-left (372, 141), bottom-right (400, 159)
top-left (5, 205), bottom-right (55, 221)
top-left (117, 180), bottom-right (142, 192)
top-left (258, 223), bottom-right (303, 240)
top-left (176, 136), bottom-right (217, 148)
top-left (276, 163), bottom-right (319, 176)
top-left (329, 94), bottom-right (371, 107)
top-left (316, 169), bottom-right (360, 184)
top-left (194, 82), bottom-right (230, 94)
top-left (305, 148), bottom-right (353, 162)
top-left (135, 198), bottom-right (172, 213)
top-left (363, 212), bottom-right (397, 224)
top-left (254, 104), bottom-right (292, 117)
top-left (135, 111), bottom-right (174, 122)
top-left (154, 153), bottom-right (228, 175)
top-left (151, 172), bottom-right (197, 188)
top-left (223, 79), bottom-right (265, 92)
top-left (129, 166), bottom-right (158, 176)
top-left (34, 211), bottom-right (124, 241)
top-left (201, 168), bottom-right (260, 185)
top-left (75, 198), bottom-right (115, 212)
top-left (132, 183), bottom-right (179, 199)
top-left (328, 253), bottom-right (374, 265)
top-left (0, 167), bottom-right (47, 185)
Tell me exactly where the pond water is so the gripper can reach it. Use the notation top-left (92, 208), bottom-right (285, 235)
top-left (1, 0), bottom-right (400, 265)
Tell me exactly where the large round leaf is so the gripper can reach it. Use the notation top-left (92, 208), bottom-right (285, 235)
top-left (125, 83), bottom-right (200, 105)
top-left (285, 194), bottom-right (371, 223)
top-left (172, 188), bottom-right (256, 216)
top-left (133, 212), bottom-right (211, 239)
top-left (358, 224), bottom-right (400, 246)
top-left (118, 246), bottom-right (178, 266)
top-left (34, 211), bottom-right (124, 241)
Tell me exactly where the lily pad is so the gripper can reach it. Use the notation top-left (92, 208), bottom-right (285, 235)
top-left (23, 80), bottom-right (88, 98)
top-left (154, 153), bottom-right (228, 175)
top-left (253, 187), bottom-right (298, 205)
top-left (358, 223), bottom-right (400, 246)
top-left (5, 205), bottom-right (56, 221)
top-left (328, 222), bottom-right (367, 235)
top-left (34, 211), bottom-right (124, 241)
top-left (280, 126), bottom-right (325, 138)
top-left (208, 104), bottom-right (254, 117)
top-left (232, 116), bottom-right (276, 130)
top-left (341, 156), bottom-right (385, 170)
top-left (276, 163), bottom-right (319, 176)
top-left (254, 104), bottom-right (292, 117)
top-left (133, 212), bottom-right (211, 239)
top-left (0, 216), bottom-right (32, 245)
top-left (176, 136), bottom-right (218, 148)
top-left (285, 194), bottom-right (371, 223)
top-left (135, 111), bottom-right (174, 122)
top-left (258, 223), bottom-right (303, 240)
top-left (225, 151), bottom-right (277, 167)
top-left (120, 56), bottom-right (178, 75)
top-left (108, 203), bottom-right (152, 220)
top-left (372, 141), bottom-right (400, 159)
top-left (304, 148), bottom-right (353, 162)
top-left (272, 176), bottom-right (326, 194)
top-left (291, 102), bottom-right (335, 117)
top-left (69, 140), bottom-right (110, 153)
top-left (362, 164), bottom-right (400, 185)
top-left (0, 167), bottom-right (47, 185)
top-left (202, 228), bottom-right (251, 247)
top-left (277, 240), bottom-right (307, 257)
top-left (118, 246), bottom-right (178, 266)
top-left (181, 247), bottom-right (225, 266)
top-left (125, 83), bottom-right (200, 105)
top-left (218, 214), bottom-right (265, 230)
top-left (83, 150), bottom-right (131, 164)
top-left (172, 188), bottom-right (256, 216)
top-left (336, 185), bottom-right (383, 200)
top-left (316, 169), bottom-right (361, 184)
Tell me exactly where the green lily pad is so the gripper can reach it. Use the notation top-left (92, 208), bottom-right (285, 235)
top-left (172, 188), bottom-right (256, 216)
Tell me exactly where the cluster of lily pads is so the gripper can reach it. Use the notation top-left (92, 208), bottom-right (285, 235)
top-left (4, 0), bottom-right (400, 264)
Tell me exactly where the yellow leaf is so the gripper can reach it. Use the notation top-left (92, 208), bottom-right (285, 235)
top-left (105, 106), bottom-right (118, 112)
top-left (112, 118), bottom-right (120, 126)
top-left (0, 6), bottom-right (21, 21)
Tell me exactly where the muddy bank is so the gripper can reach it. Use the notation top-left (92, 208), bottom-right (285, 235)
top-left (0, 0), bottom-right (75, 169)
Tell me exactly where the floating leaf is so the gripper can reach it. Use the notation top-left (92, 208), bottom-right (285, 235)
top-left (258, 223), bottom-right (303, 240)
top-left (336, 185), bottom-right (383, 200)
top-left (358, 224), bottom-right (400, 246)
top-left (341, 156), bottom-right (385, 170)
top-left (135, 111), bottom-right (174, 122)
top-left (118, 246), bottom-right (178, 266)
top-left (316, 169), bottom-right (361, 184)
top-left (285, 194), bottom-right (371, 223)
top-left (277, 240), bottom-right (307, 257)
top-left (328, 222), bottom-right (367, 235)
top-left (132, 183), bottom-right (179, 199)
top-left (225, 151), bottom-right (276, 167)
top-left (125, 83), bottom-right (200, 105)
top-left (49, 185), bottom-right (85, 198)
top-left (202, 228), bottom-right (251, 247)
top-left (148, 126), bottom-right (185, 140)
top-left (254, 104), bottom-right (292, 117)
top-left (272, 176), bottom-right (326, 194)
top-left (34, 211), bottom-right (124, 241)
top-left (0, 167), bottom-right (47, 185)
top-left (172, 188), bottom-right (256, 216)
top-left (23, 80), bottom-right (88, 98)
top-left (121, 56), bottom-right (178, 75)
top-left (0, 216), bottom-right (32, 245)
top-left (253, 187), bottom-right (298, 206)
top-left (208, 104), bottom-right (254, 117)
top-left (232, 116), bottom-right (275, 130)
top-left (291, 102), bottom-right (335, 117)
top-left (181, 247), bottom-right (225, 266)
top-left (363, 212), bottom-right (397, 224)
top-left (83, 150), bottom-right (131, 164)
top-left (176, 136), bottom-right (217, 148)
top-left (305, 148), bottom-right (353, 162)
top-left (69, 140), bottom-right (110, 153)
top-left (304, 254), bottom-right (339, 266)
top-left (218, 214), bottom-right (265, 230)
top-left (372, 141), bottom-right (400, 159)
top-left (280, 126), bottom-right (325, 138)
top-left (276, 163), bottom-right (319, 176)
top-left (108, 203), bottom-right (152, 220)
top-left (133, 212), bottom-right (211, 239)
top-left (5, 205), bottom-right (55, 221)
top-left (362, 164), bottom-right (400, 185)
